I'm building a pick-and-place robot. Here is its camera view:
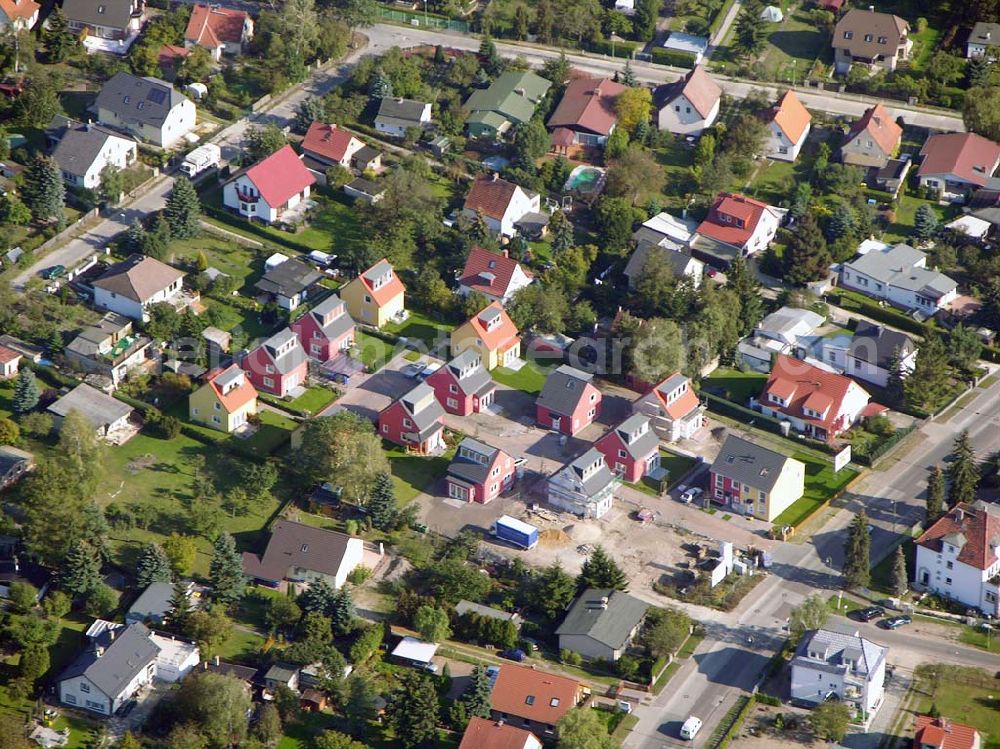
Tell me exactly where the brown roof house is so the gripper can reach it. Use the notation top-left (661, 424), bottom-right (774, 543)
top-left (92, 254), bottom-right (186, 322)
top-left (840, 103), bottom-right (902, 169)
top-left (489, 664), bottom-right (587, 737)
top-left (459, 717), bottom-right (542, 749)
top-left (653, 65), bottom-right (722, 136)
top-left (184, 3), bottom-right (253, 60)
top-left (832, 8), bottom-right (911, 74)
top-left (462, 174), bottom-right (542, 239)
top-left (918, 132), bottom-right (1000, 203)
top-left (546, 77), bottom-right (627, 150)
top-left (242, 519), bottom-right (368, 591)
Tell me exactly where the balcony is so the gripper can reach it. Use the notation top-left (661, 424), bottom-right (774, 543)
top-left (235, 188), bottom-right (259, 203)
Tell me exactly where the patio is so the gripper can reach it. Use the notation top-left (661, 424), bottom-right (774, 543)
top-left (83, 31), bottom-right (141, 56)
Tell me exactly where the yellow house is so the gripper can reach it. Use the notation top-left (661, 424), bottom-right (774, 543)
top-left (340, 258), bottom-right (406, 329)
top-left (450, 302), bottom-right (521, 370)
top-left (189, 365), bottom-right (258, 433)
top-left (708, 435), bottom-right (805, 522)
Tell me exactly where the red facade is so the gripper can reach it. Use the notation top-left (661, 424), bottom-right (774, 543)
top-left (425, 367), bottom-right (491, 416)
top-left (241, 347), bottom-right (307, 397)
top-left (593, 431), bottom-right (655, 484)
top-left (377, 401), bottom-right (443, 453)
top-left (535, 385), bottom-right (602, 437)
top-left (445, 451), bottom-right (515, 504)
top-left (290, 313), bottom-right (354, 363)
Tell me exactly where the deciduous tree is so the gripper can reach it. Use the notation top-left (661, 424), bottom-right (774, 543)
top-left (413, 605), bottom-right (451, 643)
top-left (245, 124), bottom-right (288, 163)
top-left (810, 701), bottom-right (851, 742)
top-left (964, 86), bottom-right (1000, 141)
top-left (789, 594), bottom-right (829, 640)
top-left (615, 87), bottom-right (652, 134)
top-left (293, 412), bottom-right (390, 502)
top-left (644, 607), bottom-right (691, 658)
top-left (557, 708), bottom-right (617, 749)
top-left (162, 533), bottom-right (198, 577)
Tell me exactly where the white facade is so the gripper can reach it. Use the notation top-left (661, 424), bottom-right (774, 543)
top-left (374, 102), bottom-right (432, 138)
top-left (547, 451), bottom-right (617, 519)
top-left (150, 634), bottom-right (200, 682)
top-left (60, 662), bottom-right (155, 716)
top-left (458, 264), bottom-right (533, 304)
top-left (820, 336), bottom-right (917, 388)
top-left (790, 630), bottom-right (886, 717)
top-left (96, 98), bottom-right (195, 149)
top-left (915, 533), bottom-right (1000, 617)
top-left (93, 278), bottom-right (183, 321)
top-left (287, 537), bottom-right (365, 590)
top-left (223, 174), bottom-right (311, 224)
top-left (62, 134), bottom-right (137, 190)
top-left (840, 245), bottom-right (959, 314)
top-left (657, 94), bottom-right (720, 136)
top-left (463, 187), bottom-right (541, 238)
top-left (766, 120), bottom-right (810, 162)
top-left (758, 378), bottom-right (870, 438)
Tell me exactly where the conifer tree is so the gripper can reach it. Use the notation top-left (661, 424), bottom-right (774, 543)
top-left (331, 586), bottom-right (355, 634)
top-left (163, 177), bottom-right (201, 240)
top-left (843, 510), bottom-right (871, 589)
top-left (167, 580), bottom-right (193, 629)
top-left (44, 8), bottom-right (81, 62)
top-left (904, 334), bottom-right (952, 412)
top-left (22, 155), bottom-right (64, 224)
top-left (136, 543), bottom-right (173, 588)
top-left (927, 466), bottom-right (945, 525)
top-left (576, 546), bottom-right (627, 592)
top-left (12, 368), bottom-right (39, 415)
top-left (367, 472), bottom-right (397, 531)
top-left (948, 430), bottom-right (980, 507)
top-left (61, 541), bottom-right (102, 598)
top-left (891, 545), bottom-right (907, 598)
top-left (386, 672), bottom-right (439, 749)
top-left (209, 533), bottom-right (245, 605)
top-left (460, 665), bottom-right (493, 719)
top-left (784, 213), bottom-right (831, 285)
top-left (299, 578), bottom-right (336, 615)
top-left (728, 255), bottom-right (763, 336)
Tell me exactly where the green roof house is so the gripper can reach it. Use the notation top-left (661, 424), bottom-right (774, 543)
top-left (464, 71), bottom-right (552, 139)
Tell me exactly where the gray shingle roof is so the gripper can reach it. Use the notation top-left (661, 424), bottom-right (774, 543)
top-left (555, 589), bottom-right (649, 650)
top-left (537, 365), bottom-right (595, 417)
top-left (47, 383), bottom-right (135, 429)
top-left (849, 322), bottom-right (914, 369)
top-left (443, 350), bottom-right (495, 397)
top-left (611, 413), bottom-right (659, 461)
top-left (624, 243), bottom-right (699, 283)
top-left (255, 258), bottom-right (322, 298)
top-left (399, 382), bottom-right (445, 438)
top-left (243, 519), bottom-right (356, 583)
top-left (710, 435), bottom-right (797, 493)
top-left (309, 295), bottom-right (353, 340)
top-left (63, 0), bottom-right (135, 31)
top-left (757, 307), bottom-right (825, 345)
top-left (127, 581), bottom-right (174, 622)
top-left (96, 73), bottom-right (189, 128)
top-left (375, 98), bottom-right (429, 128)
top-left (58, 622), bottom-right (160, 699)
top-left (569, 447), bottom-right (617, 497)
top-left (261, 328), bottom-right (307, 376)
top-left (792, 627), bottom-right (887, 678)
top-left (844, 243), bottom-right (957, 301)
top-left (51, 124), bottom-right (134, 179)
top-left (447, 436), bottom-right (502, 485)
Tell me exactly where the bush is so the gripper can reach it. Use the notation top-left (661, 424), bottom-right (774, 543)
top-left (651, 47), bottom-right (697, 69)
top-left (589, 39), bottom-right (639, 59)
top-left (347, 566), bottom-right (373, 585)
top-left (757, 693), bottom-right (782, 707)
top-left (560, 649), bottom-right (583, 666)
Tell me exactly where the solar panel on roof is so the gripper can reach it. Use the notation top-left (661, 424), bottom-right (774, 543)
top-left (146, 88), bottom-right (167, 105)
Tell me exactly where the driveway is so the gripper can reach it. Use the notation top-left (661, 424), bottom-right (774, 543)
top-left (320, 350), bottom-right (412, 422)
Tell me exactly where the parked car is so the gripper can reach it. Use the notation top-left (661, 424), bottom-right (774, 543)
top-left (856, 606), bottom-right (885, 622)
top-left (500, 648), bottom-right (526, 662)
top-left (41, 264), bottom-right (66, 280)
top-left (881, 615), bottom-right (912, 629)
top-left (422, 662), bottom-right (439, 673)
top-left (402, 362), bottom-right (428, 379)
top-left (680, 487), bottom-right (703, 504)
top-left (680, 716), bottom-right (703, 740)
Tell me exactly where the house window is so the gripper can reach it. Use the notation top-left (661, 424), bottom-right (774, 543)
top-left (213, 415), bottom-right (220, 424)
top-left (864, 34), bottom-right (873, 42)
top-left (686, 107), bottom-right (691, 114)
top-left (382, 424), bottom-right (388, 433)
top-left (214, 402), bottom-right (221, 410)
top-left (588, 408), bottom-right (595, 417)
top-left (192, 408), bottom-right (199, 415)
top-left (80, 683), bottom-right (90, 693)
top-left (266, 365), bottom-right (274, 374)
top-left (403, 418), bottom-right (412, 428)
top-left (618, 449), bottom-right (627, 458)
top-left (264, 377), bottom-right (274, 388)
top-left (449, 384), bottom-right (459, 394)
top-left (85, 700), bottom-right (104, 711)
top-left (364, 295), bottom-right (372, 303)
top-left (988, 591), bottom-right (997, 603)
top-left (447, 398), bottom-right (458, 409)
top-left (843, 31), bottom-right (853, 39)
top-left (946, 561), bottom-right (953, 569)
top-left (878, 36), bottom-right (887, 44)
top-left (675, 105), bottom-right (680, 112)
top-left (65, 694), bottom-right (77, 704)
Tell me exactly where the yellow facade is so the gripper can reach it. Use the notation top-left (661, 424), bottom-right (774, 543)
top-left (189, 382), bottom-right (258, 433)
top-left (450, 323), bottom-right (521, 371)
top-left (737, 458), bottom-right (806, 522)
top-left (341, 278), bottom-right (404, 329)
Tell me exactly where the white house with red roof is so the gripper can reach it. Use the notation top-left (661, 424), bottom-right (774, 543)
top-left (301, 122), bottom-right (367, 169)
top-left (458, 247), bottom-right (533, 305)
top-left (462, 174), bottom-right (542, 238)
top-left (756, 354), bottom-right (874, 443)
top-left (915, 501), bottom-right (1000, 617)
top-left (223, 145), bottom-right (315, 224)
top-left (693, 192), bottom-right (781, 258)
top-left (183, 3), bottom-right (253, 60)
top-left (653, 65), bottom-right (722, 136)
top-left (917, 132), bottom-right (1000, 203)
top-left (765, 90), bottom-right (812, 162)
top-left (632, 373), bottom-right (704, 443)
top-left (0, 344), bottom-right (21, 379)
top-left (459, 717), bottom-right (541, 749)
top-left (914, 716), bottom-right (981, 749)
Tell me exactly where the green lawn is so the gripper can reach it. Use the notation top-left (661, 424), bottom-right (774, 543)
top-left (702, 368), bottom-right (768, 406)
top-left (286, 386), bottom-right (337, 415)
top-left (385, 442), bottom-right (455, 504)
top-left (384, 311), bottom-right (453, 349)
top-left (884, 193), bottom-right (959, 243)
top-left (743, 157), bottom-right (800, 206)
top-left (353, 330), bottom-right (397, 371)
top-left (278, 712), bottom-right (345, 749)
top-left (871, 538), bottom-right (914, 594)
top-left (637, 450), bottom-right (699, 496)
top-left (491, 361), bottom-right (550, 395)
top-left (756, 8), bottom-right (830, 82)
top-left (238, 410), bottom-right (298, 457)
top-left (0, 381), bottom-right (14, 419)
top-left (50, 714), bottom-right (103, 749)
top-left (771, 453), bottom-right (859, 528)
top-left (654, 139), bottom-right (697, 211)
top-left (912, 665), bottom-right (1000, 749)
top-left (168, 233), bottom-right (265, 291)
top-left (216, 626), bottom-right (267, 664)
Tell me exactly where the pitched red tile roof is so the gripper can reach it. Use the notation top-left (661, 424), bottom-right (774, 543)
top-left (916, 502), bottom-right (1000, 572)
top-left (769, 89), bottom-right (811, 144)
top-left (490, 664), bottom-right (581, 726)
top-left (357, 258), bottom-right (405, 307)
top-left (459, 247), bottom-right (533, 298)
top-left (185, 3), bottom-right (249, 48)
top-left (0, 0), bottom-right (39, 21)
top-left (464, 175), bottom-right (522, 222)
top-left (462, 302), bottom-right (520, 353)
top-left (695, 192), bottom-right (773, 248)
top-left (652, 373), bottom-right (700, 420)
top-left (158, 44), bottom-right (190, 67)
top-left (845, 103), bottom-right (902, 157)
top-left (546, 78), bottom-right (628, 136)
top-left (459, 717), bottom-right (540, 749)
top-left (918, 132), bottom-right (1000, 188)
top-left (762, 354), bottom-right (868, 433)
top-left (301, 121), bottom-right (360, 163)
top-left (655, 65), bottom-right (721, 119)
top-left (241, 145), bottom-right (316, 209)
top-left (0, 345), bottom-right (21, 364)
top-left (914, 716), bottom-right (980, 749)
top-left (205, 364), bottom-right (257, 413)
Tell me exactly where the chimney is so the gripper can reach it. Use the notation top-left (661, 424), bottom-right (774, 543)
top-left (502, 249), bottom-right (509, 258)
top-left (496, 719), bottom-right (505, 727)
top-left (600, 596), bottom-right (609, 609)
top-left (491, 173), bottom-right (499, 182)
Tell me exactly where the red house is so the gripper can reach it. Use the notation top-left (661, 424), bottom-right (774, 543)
top-left (593, 413), bottom-right (660, 483)
top-left (536, 365), bottom-right (602, 436)
top-left (378, 382), bottom-right (446, 454)
top-left (425, 349), bottom-right (496, 416)
top-left (240, 328), bottom-right (308, 397)
top-left (290, 294), bottom-right (355, 362)
top-left (445, 437), bottom-right (515, 504)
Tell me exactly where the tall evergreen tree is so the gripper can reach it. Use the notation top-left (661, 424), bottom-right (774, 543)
top-left (549, 209), bottom-right (574, 253)
top-left (914, 204), bottom-right (939, 240)
top-left (136, 543), bottom-right (173, 588)
top-left (61, 541), bottom-right (102, 598)
top-left (209, 533), bottom-right (245, 605)
top-left (12, 368), bottom-right (39, 415)
top-left (369, 67), bottom-right (392, 98)
top-left (387, 672), bottom-right (439, 749)
top-left (948, 430), bottom-right (980, 507)
top-left (294, 96), bottom-right (326, 134)
top-left (331, 586), bottom-right (355, 634)
top-left (927, 466), bottom-right (945, 525)
top-left (82, 502), bottom-right (112, 564)
top-left (167, 581), bottom-right (193, 628)
top-left (124, 219), bottom-right (147, 254)
top-left (163, 177), bottom-right (202, 240)
top-left (843, 510), bottom-right (871, 590)
top-left (299, 577), bottom-right (336, 615)
top-left (44, 7), bottom-right (81, 62)
top-left (784, 213), bottom-right (831, 285)
top-left (620, 60), bottom-right (637, 86)
top-left (733, 0), bottom-right (768, 58)
top-left (891, 545), bottom-right (908, 598)
top-left (460, 665), bottom-right (493, 719)
top-left (367, 472), bottom-right (397, 531)
top-left (728, 255), bottom-right (763, 336)
top-left (22, 155), bottom-right (65, 224)
top-left (576, 546), bottom-right (627, 592)
top-left (904, 334), bottom-right (952, 412)
top-left (885, 347), bottom-right (907, 408)
top-left (826, 202), bottom-right (855, 241)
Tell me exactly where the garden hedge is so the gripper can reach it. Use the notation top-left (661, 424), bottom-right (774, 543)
top-left (651, 47), bottom-right (697, 68)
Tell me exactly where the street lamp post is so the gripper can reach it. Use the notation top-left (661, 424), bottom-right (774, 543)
top-left (423, 0), bottom-right (427, 27)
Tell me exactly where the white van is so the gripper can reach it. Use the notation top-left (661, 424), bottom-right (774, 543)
top-left (680, 716), bottom-right (703, 740)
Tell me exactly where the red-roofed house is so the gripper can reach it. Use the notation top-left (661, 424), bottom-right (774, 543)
top-left (489, 664), bottom-right (586, 737)
top-left (459, 717), bottom-right (542, 749)
top-left (918, 132), bottom-right (1000, 203)
top-left (914, 716), bottom-right (981, 749)
top-left (458, 247), bottom-right (533, 305)
top-left (340, 259), bottom-right (406, 328)
top-left (653, 65), bottom-right (722, 136)
top-left (757, 354), bottom-right (871, 443)
top-left (462, 174), bottom-right (542, 238)
top-left (223, 145), bottom-right (316, 224)
top-left (189, 365), bottom-right (258, 433)
top-left (451, 302), bottom-right (521, 370)
top-left (693, 193), bottom-right (781, 257)
top-left (301, 122), bottom-right (366, 169)
top-left (0, 344), bottom-right (21, 379)
top-left (546, 77), bottom-right (628, 148)
top-left (915, 501), bottom-right (1000, 617)
top-left (184, 3), bottom-right (253, 59)
top-left (290, 293), bottom-right (355, 362)
top-left (0, 0), bottom-right (40, 31)
top-left (765, 90), bottom-right (812, 161)
top-left (841, 103), bottom-right (902, 168)
top-left (633, 373), bottom-right (705, 442)
top-left (158, 44), bottom-right (190, 72)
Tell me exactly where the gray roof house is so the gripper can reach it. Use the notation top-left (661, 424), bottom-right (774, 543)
top-left (547, 448), bottom-right (619, 519)
top-left (455, 600), bottom-right (523, 627)
top-left (840, 241), bottom-right (958, 315)
top-left (374, 97), bottom-right (432, 138)
top-left (126, 581), bottom-right (191, 626)
top-left (790, 626), bottom-right (888, 717)
top-left (57, 622), bottom-right (160, 716)
top-left (254, 258), bottom-right (323, 311)
top-left (820, 321), bottom-right (917, 388)
top-left (95, 72), bottom-right (196, 148)
top-left (556, 589), bottom-right (650, 662)
top-left (967, 21), bottom-right (1000, 59)
top-left (0, 446), bottom-right (33, 489)
top-left (51, 122), bottom-right (137, 190)
top-left (47, 383), bottom-right (135, 439)
top-left (446, 436), bottom-right (504, 486)
top-left (62, 0), bottom-right (142, 40)
top-left (242, 519), bottom-right (366, 590)
top-left (536, 365), bottom-right (598, 421)
top-left (437, 350), bottom-right (496, 402)
top-left (624, 244), bottom-right (704, 290)
top-left (738, 306), bottom-right (825, 373)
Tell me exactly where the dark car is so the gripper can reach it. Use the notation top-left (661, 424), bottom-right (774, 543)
top-left (500, 648), bottom-right (526, 662)
top-left (881, 615), bottom-right (912, 629)
top-left (856, 606), bottom-right (885, 622)
top-left (401, 362), bottom-right (427, 379)
top-left (41, 264), bottom-right (66, 280)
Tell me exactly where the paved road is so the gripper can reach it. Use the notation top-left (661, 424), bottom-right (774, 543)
top-left (705, 0), bottom-right (741, 60)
